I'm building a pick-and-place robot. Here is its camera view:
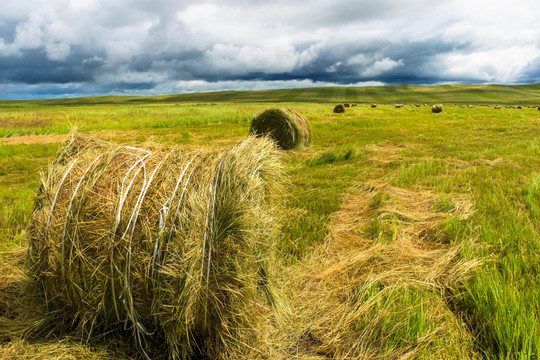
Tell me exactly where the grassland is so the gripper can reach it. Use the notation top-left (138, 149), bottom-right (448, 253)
top-left (1, 85), bottom-right (539, 359)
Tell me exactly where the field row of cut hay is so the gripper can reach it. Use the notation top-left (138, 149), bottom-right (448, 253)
top-left (1, 100), bottom-right (539, 359)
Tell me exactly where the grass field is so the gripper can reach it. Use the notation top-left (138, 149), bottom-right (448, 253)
top-left (1, 85), bottom-right (539, 359)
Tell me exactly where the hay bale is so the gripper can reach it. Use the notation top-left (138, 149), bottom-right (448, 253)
top-left (432, 104), bottom-right (444, 113)
top-left (249, 108), bottom-right (311, 150)
top-left (468, 105), bottom-right (474, 108)
top-left (371, 104), bottom-right (377, 108)
top-left (333, 104), bottom-right (345, 113)
top-left (395, 104), bottom-right (404, 108)
top-left (343, 103), bottom-right (350, 108)
top-left (28, 133), bottom-right (283, 359)
top-left (494, 105), bottom-right (502, 109)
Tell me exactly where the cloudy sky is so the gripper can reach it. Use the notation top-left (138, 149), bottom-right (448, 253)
top-left (1, 0), bottom-right (540, 99)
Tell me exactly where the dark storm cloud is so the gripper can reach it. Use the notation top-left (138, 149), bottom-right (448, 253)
top-left (0, 48), bottom-right (104, 84)
top-left (1, 0), bottom-right (539, 99)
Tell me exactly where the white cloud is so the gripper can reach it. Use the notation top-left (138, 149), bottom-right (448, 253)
top-left (1, 0), bottom-right (540, 99)
top-left (436, 46), bottom-right (540, 83)
top-left (362, 58), bottom-right (404, 77)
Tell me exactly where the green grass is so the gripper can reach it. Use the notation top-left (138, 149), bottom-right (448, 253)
top-left (1, 89), bottom-right (539, 359)
top-left (2, 83), bottom-right (540, 105)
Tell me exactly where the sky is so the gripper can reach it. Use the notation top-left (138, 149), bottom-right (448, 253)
top-left (1, 0), bottom-right (540, 100)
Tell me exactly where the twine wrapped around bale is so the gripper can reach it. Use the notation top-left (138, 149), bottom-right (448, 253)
top-left (28, 133), bottom-right (283, 359)
top-left (333, 104), bottom-right (345, 113)
top-left (432, 104), bottom-right (444, 113)
top-left (249, 108), bottom-right (311, 150)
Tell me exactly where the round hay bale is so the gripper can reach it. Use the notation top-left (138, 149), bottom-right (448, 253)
top-left (249, 108), bottom-right (311, 150)
top-left (468, 105), bottom-right (475, 108)
top-left (333, 104), bottom-right (345, 113)
top-left (28, 133), bottom-right (283, 359)
top-left (351, 104), bottom-right (357, 107)
top-left (432, 104), bottom-right (444, 113)
top-left (343, 103), bottom-right (350, 108)
top-left (371, 104), bottom-right (377, 108)
top-left (494, 105), bottom-right (502, 109)
top-left (395, 104), bottom-right (404, 108)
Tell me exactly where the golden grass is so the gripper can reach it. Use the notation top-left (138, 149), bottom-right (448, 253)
top-left (278, 183), bottom-right (481, 359)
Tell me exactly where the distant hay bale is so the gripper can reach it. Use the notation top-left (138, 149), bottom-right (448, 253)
top-left (415, 104), bottom-right (421, 107)
top-left (28, 133), bottom-right (283, 359)
top-left (333, 104), bottom-right (346, 113)
top-left (343, 103), bottom-right (350, 107)
top-left (494, 105), bottom-right (502, 109)
top-left (468, 105), bottom-right (475, 108)
top-left (351, 104), bottom-right (357, 107)
top-left (460, 105), bottom-right (466, 108)
top-left (516, 105), bottom-right (522, 109)
top-left (371, 104), bottom-right (377, 108)
top-left (432, 104), bottom-right (444, 113)
top-left (395, 104), bottom-right (404, 108)
top-left (250, 108), bottom-right (311, 150)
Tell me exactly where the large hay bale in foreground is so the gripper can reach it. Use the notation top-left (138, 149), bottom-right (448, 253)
top-left (432, 104), bottom-right (444, 113)
top-left (28, 133), bottom-right (282, 359)
top-left (333, 104), bottom-right (345, 113)
top-left (250, 108), bottom-right (311, 150)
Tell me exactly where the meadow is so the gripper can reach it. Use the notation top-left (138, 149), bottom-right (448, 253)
top-left (0, 85), bottom-right (539, 359)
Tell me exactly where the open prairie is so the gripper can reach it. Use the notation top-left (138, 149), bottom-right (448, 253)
top-left (1, 85), bottom-right (539, 359)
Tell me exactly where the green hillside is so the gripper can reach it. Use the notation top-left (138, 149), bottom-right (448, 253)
top-left (2, 83), bottom-right (540, 106)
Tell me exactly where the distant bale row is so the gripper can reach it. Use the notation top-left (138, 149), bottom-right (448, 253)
top-left (28, 133), bottom-right (283, 359)
top-left (250, 108), bottom-right (311, 150)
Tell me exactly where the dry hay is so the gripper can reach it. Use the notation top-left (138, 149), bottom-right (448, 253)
top-left (431, 104), bottom-right (444, 113)
top-left (333, 104), bottom-right (346, 113)
top-left (281, 183), bottom-right (480, 359)
top-left (28, 132), bottom-right (283, 359)
top-left (250, 108), bottom-right (311, 150)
